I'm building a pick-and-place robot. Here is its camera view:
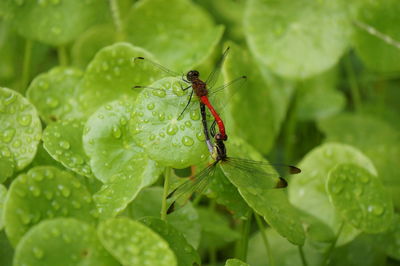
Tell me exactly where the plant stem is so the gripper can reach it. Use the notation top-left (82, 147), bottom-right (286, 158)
top-left (161, 167), bottom-right (171, 221)
top-left (254, 214), bottom-right (274, 266)
top-left (57, 45), bottom-right (68, 66)
top-left (298, 245), bottom-right (308, 266)
top-left (345, 56), bottom-right (361, 112)
top-left (209, 246), bottom-right (217, 266)
top-left (322, 222), bottom-right (344, 265)
top-left (237, 210), bottom-right (252, 261)
top-left (109, 0), bottom-right (125, 41)
top-left (21, 39), bottom-right (33, 93)
top-left (283, 88), bottom-right (298, 163)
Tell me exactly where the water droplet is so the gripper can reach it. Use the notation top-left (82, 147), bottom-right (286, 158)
top-left (196, 131), bottom-right (205, 141)
top-left (190, 110), bottom-right (200, 121)
top-left (113, 67), bottom-right (121, 76)
top-left (360, 175), bottom-right (370, 184)
top-left (50, 27), bottom-right (61, 35)
top-left (112, 126), bottom-right (122, 139)
top-left (33, 247), bottom-right (44, 259)
top-left (20, 212), bottom-right (32, 225)
top-left (12, 140), bottom-right (21, 148)
top-left (17, 114), bottom-right (32, 126)
top-left (120, 117), bottom-right (127, 125)
top-left (331, 182), bottom-right (343, 194)
top-left (158, 112), bottom-right (165, 121)
top-left (2, 128), bottom-right (15, 143)
top-left (46, 97), bottom-right (59, 108)
top-left (182, 136), bottom-right (194, 146)
top-left (59, 140), bottom-right (70, 150)
top-left (44, 191), bottom-right (53, 200)
top-left (324, 148), bottom-right (333, 158)
top-left (51, 201), bottom-right (61, 210)
top-left (58, 185), bottom-right (71, 198)
top-left (147, 103), bottom-right (155, 110)
top-left (102, 62), bottom-right (109, 71)
top-left (72, 200), bottom-right (81, 209)
top-left (149, 134), bottom-right (156, 141)
top-left (166, 124), bottom-right (178, 135)
top-left (184, 121), bottom-right (192, 127)
top-left (368, 204), bottom-right (384, 216)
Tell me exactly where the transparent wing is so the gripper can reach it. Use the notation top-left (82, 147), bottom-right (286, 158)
top-left (167, 162), bottom-right (218, 213)
top-left (205, 47), bottom-right (230, 89)
top-left (133, 56), bottom-right (182, 77)
top-left (223, 157), bottom-right (301, 188)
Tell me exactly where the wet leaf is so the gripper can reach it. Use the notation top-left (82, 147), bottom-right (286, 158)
top-left (27, 67), bottom-right (83, 124)
top-left (98, 217), bottom-right (177, 266)
top-left (139, 216), bottom-right (201, 266)
top-left (244, 0), bottom-right (350, 79)
top-left (327, 163), bottom-right (393, 233)
top-left (0, 87), bottom-right (41, 172)
top-left (3, 166), bottom-right (96, 246)
top-left (126, 0), bottom-right (224, 71)
top-left (43, 119), bottom-right (92, 177)
top-left (225, 258), bottom-right (249, 266)
top-left (0, 184), bottom-right (6, 230)
top-left (131, 77), bottom-right (208, 168)
top-left (14, 218), bottom-right (119, 266)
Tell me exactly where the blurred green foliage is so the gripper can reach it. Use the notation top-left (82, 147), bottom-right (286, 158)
top-left (1, 0), bottom-right (400, 265)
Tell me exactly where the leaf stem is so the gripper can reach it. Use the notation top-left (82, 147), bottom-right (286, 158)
top-left (298, 245), bottom-right (308, 266)
top-left (237, 210), bottom-right (252, 261)
top-left (283, 89), bottom-right (298, 163)
top-left (322, 222), bottom-right (344, 265)
top-left (57, 45), bottom-right (68, 66)
top-left (344, 55), bottom-right (361, 112)
top-left (254, 214), bottom-right (274, 266)
top-left (109, 0), bottom-right (125, 41)
top-left (161, 167), bottom-right (171, 221)
top-left (21, 39), bottom-right (33, 93)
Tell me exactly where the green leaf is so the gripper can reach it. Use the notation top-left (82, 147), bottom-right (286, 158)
top-left (288, 143), bottom-right (377, 245)
top-left (26, 67), bottom-right (83, 124)
top-left (225, 258), bottom-right (249, 266)
top-left (76, 42), bottom-right (161, 116)
top-left (0, 184), bottom-right (6, 230)
top-left (221, 137), bottom-right (305, 245)
top-left (9, 0), bottom-right (109, 45)
top-left (123, 187), bottom-right (201, 248)
top-left (327, 163), bottom-right (393, 233)
top-left (197, 207), bottom-right (240, 249)
top-left (83, 99), bottom-right (162, 218)
top-left (297, 68), bottom-right (345, 121)
top-left (43, 119), bottom-right (92, 177)
top-left (131, 77), bottom-right (208, 168)
top-left (223, 42), bottom-right (291, 154)
top-left (247, 228), bottom-right (323, 266)
top-left (0, 144), bottom-right (15, 183)
top-left (317, 114), bottom-right (400, 189)
top-left (98, 217), bottom-right (177, 266)
top-left (139, 216), bottom-right (201, 266)
top-left (14, 218), bottom-right (119, 266)
top-left (352, 0), bottom-right (400, 72)
top-left (3, 166), bottom-right (96, 246)
top-left (377, 214), bottom-right (400, 260)
top-left (126, 0), bottom-right (224, 71)
top-left (244, 0), bottom-right (350, 79)
top-left (29, 141), bottom-right (64, 169)
top-left (207, 166), bottom-right (250, 219)
top-left (0, 87), bottom-right (42, 171)
top-left (71, 24), bottom-right (117, 68)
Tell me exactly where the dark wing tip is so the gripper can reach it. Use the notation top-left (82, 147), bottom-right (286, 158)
top-left (132, 85), bottom-right (143, 89)
top-left (136, 56), bottom-right (145, 60)
top-left (242, 75), bottom-right (247, 79)
top-left (289, 166), bottom-right (301, 174)
top-left (276, 177), bottom-right (288, 188)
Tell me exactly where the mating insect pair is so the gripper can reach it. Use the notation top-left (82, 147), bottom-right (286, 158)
top-left (133, 47), bottom-right (300, 213)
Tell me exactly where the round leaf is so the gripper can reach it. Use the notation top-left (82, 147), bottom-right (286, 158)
top-left (126, 0), bottom-right (224, 71)
top-left (327, 163), bottom-right (393, 233)
top-left (9, 0), bottom-right (108, 45)
top-left (3, 166), bottom-right (96, 246)
top-left (76, 42), bottom-right (161, 115)
top-left (244, 0), bottom-right (350, 79)
top-left (377, 214), bottom-right (400, 260)
top-left (14, 218), bottom-right (119, 266)
top-left (0, 144), bottom-right (15, 183)
top-left (27, 67), bottom-right (83, 124)
top-left (98, 217), bottom-right (177, 266)
top-left (131, 77), bottom-right (208, 168)
top-left (43, 119), bottom-right (92, 177)
top-left (352, 0), bottom-right (400, 72)
top-left (288, 143), bottom-right (377, 245)
top-left (0, 87), bottom-right (41, 171)
top-left (139, 216), bottom-right (201, 266)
